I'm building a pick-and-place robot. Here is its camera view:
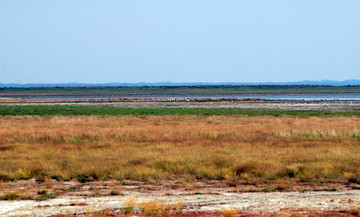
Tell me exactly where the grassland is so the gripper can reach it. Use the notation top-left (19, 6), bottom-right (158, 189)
top-left (0, 115), bottom-right (359, 185)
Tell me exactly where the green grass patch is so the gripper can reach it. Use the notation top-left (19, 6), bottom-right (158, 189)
top-left (313, 188), bottom-right (337, 192)
top-left (0, 193), bottom-right (32, 200)
top-left (36, 192), bottom-right (58, 201)
top-left (67, 186), bottom-right (78, 191)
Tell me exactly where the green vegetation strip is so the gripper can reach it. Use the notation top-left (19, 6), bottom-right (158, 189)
top-left (0, 105), bottom-right (359, 116)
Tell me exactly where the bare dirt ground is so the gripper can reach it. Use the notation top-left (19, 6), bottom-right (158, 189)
top-left (1, 179), bottom-right (359, 216)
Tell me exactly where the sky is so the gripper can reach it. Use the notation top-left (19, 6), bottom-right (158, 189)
top-left (0, 0), bottom-right (359, 84)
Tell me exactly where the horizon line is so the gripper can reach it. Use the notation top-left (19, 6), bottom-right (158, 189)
top-left (1, 79), bottom-right (360, 87)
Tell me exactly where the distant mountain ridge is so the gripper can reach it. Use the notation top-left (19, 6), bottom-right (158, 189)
top-left (1, 80), bottom-right (360, 88)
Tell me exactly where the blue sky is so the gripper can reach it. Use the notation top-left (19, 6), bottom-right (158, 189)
top-left (0, 0), bottom-right (359, 84)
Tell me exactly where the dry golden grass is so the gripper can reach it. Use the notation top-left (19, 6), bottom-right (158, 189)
top-left (123, 197), bottom-right (138, 214)
top-left (140, 200), bottom-right (184, 215)
top-left (221, 208), bottom-right (238, 217)
top-left (0, 115), bottom-right (359, 183)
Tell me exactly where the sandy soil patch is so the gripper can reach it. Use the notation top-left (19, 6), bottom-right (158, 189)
top-left (1, 179), bottom-right (359, 216)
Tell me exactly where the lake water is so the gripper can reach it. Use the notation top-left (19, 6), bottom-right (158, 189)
top-left (23, 93), bottom-right (360, 102)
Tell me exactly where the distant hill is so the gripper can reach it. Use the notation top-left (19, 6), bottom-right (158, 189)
top-left (1, 80), bottom-right (360, 88)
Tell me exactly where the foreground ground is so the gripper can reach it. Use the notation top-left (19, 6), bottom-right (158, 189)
top-left (0, 105), bottom-right (360, 216)
top-left (1, 180), bottom-right (359, 216)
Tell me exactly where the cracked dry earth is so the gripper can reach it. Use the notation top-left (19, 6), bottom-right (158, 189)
top-left (1, 179), bottom-right (360, 216)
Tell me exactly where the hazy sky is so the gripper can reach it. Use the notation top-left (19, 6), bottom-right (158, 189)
top-left (0, 1), bottom-right (359, 84)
